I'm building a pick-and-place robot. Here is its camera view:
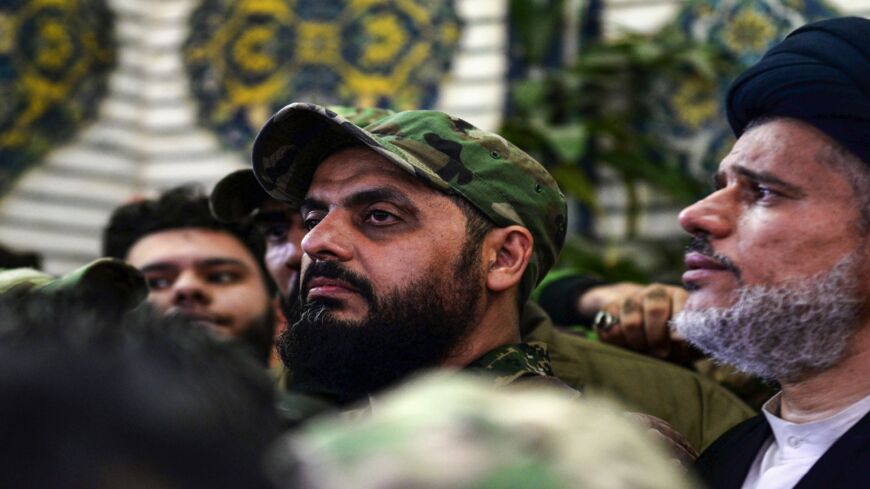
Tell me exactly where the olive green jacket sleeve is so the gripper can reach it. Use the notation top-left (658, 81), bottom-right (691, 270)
top-left (522, 301), bottom-right (755, 451)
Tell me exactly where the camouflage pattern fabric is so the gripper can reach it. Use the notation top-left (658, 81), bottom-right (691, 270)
top-left (298, 341), bottom-right (572, 423)
top-left (267, 373), bottom-right (699, 489)
top-left (210, 106), bottom-right (395, 222)
top-left (465, 342), bottom-right (556, 387)
top-left (0, 258), bottom-right (147, 312)
top-left (252, 103), bottom-right (568, 299)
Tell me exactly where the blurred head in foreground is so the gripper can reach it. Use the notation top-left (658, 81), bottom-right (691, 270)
top-left (0, 257), bottom-right (147, 319)
top-left (0, 293), bottom-right (282, 489)
top-left (267, 373), bottom-right (697, 489)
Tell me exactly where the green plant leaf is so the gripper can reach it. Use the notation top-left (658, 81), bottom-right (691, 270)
top-left (550, 165), bottom-right (598, 209)
top-left (534, 121), bottom-right (587, 162)
top-left (512, 79), bottom-right (549, 113)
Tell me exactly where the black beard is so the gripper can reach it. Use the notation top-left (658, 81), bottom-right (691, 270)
top-left (237, 306), bottom-right (277, 366)
top-left (277, 245), bottom-right (482, 404)
top-left (279, 291), bottom-right (299, 321)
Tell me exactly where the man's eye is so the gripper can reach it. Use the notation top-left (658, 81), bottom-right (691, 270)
top-left (259, 225), bottom-right (289, 242)
top-left (751, 184), bottom-right (779, 202)
top-left (302, 211), bottom-right (325, 231)
top-left (303, 217), bottom-right (321, 231)
top-left (365, 209), bottom-right (398, 225)
top-left (146, 277), bottom-right (172, 290)
top-left (208, 271), bottom-right (241, 284)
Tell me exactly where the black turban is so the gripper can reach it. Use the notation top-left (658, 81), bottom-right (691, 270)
top-left (726, 16), bottom-right (870, 165)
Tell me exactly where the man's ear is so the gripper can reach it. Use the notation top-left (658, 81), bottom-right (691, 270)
top-left (484, 226), bottom-right (533, 292)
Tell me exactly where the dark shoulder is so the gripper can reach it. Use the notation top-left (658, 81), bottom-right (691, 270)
top-left (693, 414), bottom-right (768, 488)
top-left (697, 414), bottom-right (767, 461)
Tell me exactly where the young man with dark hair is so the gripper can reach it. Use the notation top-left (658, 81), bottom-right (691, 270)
top-left (103, 185), bottom-right (279, 365)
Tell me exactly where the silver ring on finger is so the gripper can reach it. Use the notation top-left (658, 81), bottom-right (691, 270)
top-left (593, 310), bottom-right (619, 333)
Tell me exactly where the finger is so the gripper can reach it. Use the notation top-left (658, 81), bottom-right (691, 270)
top-left (620, 297), bottom-right (647, 351)
top-left (578, 282), bottom-right (644, 316)
top-left (642, 286), bottom-right (672, 358)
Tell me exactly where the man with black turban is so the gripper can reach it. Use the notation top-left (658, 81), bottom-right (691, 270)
top-left (670, 16), bottom-right (870, 489)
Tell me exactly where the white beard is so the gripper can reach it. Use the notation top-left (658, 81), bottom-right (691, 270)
top-left (672, 252), bottom-right (864, 382)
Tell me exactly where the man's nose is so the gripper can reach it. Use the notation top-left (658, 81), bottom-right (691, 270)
top-left (171, 272), bottom-right (211, 307)
top-left (678, 190), bottom-right (733, 239)
top-left (301, 212), bottom-right (353, 262)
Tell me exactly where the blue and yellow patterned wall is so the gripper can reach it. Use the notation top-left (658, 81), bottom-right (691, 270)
top-left (0, 0), bottom-right (865, 272)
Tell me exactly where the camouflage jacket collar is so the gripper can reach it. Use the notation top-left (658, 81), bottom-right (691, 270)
top-left (464, 342), bottom-right (555, 387)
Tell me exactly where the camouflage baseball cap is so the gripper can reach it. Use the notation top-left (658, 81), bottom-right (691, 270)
top-left (251, 103), bottom-right (567, 298)
top-left (210, 169), bottom-right (266, 223)
top-left (0, 258), bottom-right (148, 312)
top-left (211, 106), bottom-right (396, 223)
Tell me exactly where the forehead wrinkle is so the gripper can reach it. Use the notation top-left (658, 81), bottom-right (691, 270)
top-left (306, 158), bottom-right (442, 211)
top-left (314, 147), bottom-right (429, 192)
top-left (343, 187), bottom-right (417, 210)
top-left (301, 186), bottom-right (423, 225)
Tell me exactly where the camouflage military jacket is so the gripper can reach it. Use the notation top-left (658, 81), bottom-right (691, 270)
top-left (464, 342), bottom-right (554, 385)
top-left (279, 342), bottom-right (577, 426)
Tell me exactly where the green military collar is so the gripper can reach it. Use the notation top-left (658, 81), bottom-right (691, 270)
top-left (465, 342), bottom-right (555, 387)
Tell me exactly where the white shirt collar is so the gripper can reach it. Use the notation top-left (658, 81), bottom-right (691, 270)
top-left (761, 393), bottom-right (870, 459)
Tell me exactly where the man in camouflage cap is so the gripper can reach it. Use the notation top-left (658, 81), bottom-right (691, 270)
top-left (222, 105), bottom-right (750, 452)
top-left (250, 102), bottom-right (569, 402)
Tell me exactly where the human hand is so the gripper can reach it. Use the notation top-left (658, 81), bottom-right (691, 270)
top-left (579, 282), bottom-right (700, 363)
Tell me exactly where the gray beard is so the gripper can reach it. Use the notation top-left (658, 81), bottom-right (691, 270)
top-left (672, 252), bottom-right (864, 383)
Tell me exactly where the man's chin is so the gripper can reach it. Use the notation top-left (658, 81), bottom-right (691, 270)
top-left (304, 298), bottom-right (369, 323)
top-left (190, 320), bottom-right (237, 339)
top-left (683, 288), bottom-right (738, 312)
top-left (168, 311), bottom-right (231, 336)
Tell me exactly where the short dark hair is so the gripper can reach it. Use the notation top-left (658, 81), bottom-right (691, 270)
top-left (102, 185), bottom-right (276, 294)
top-left (0, 293), bottom-right (282, 489)
top-left (447, 193), bottom-right (538, 310)
top-left (448, 193), bottom-right (497, 248)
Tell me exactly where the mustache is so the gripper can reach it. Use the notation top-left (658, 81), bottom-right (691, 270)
top-left (686, 237), bottom-right (743, 283)
top-left (300, 261), bottom-right (376, 304)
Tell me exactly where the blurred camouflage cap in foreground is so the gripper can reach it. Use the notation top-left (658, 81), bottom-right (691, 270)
top-left (210, 106), bottom-right (396, 223)
top-left (267, 373), bottom-right (697, 489)
top-left (251, 103), bottom-right (567, 298)
top-left (0, 258), bottom-right (147, 312)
